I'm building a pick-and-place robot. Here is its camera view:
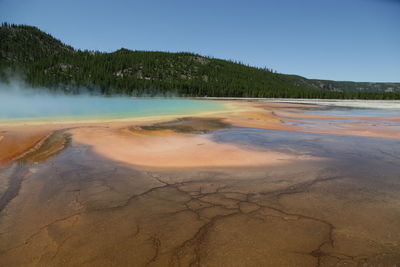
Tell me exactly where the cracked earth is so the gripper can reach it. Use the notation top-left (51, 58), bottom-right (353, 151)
top-left (0, 107), bottom-right (400, 266)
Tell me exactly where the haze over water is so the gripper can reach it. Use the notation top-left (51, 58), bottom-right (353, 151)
top-left (0, 89), bottom-right (226, 123)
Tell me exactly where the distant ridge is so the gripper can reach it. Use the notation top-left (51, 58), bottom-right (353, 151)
top-left (1, 23), bottom-right (399, 99)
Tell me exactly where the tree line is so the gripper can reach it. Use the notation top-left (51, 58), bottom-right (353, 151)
top-left (1, 23), bottom-right (399, 99)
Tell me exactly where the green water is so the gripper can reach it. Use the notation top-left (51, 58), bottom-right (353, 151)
top-left (0, 94), bottom-right (227, 123)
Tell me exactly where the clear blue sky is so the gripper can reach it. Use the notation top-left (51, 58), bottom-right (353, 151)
top-left (1, 0), bottom-right (399, 82)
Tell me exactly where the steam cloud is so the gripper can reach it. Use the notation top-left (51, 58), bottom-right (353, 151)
top-left (0, 79), bottom-right (202, 122)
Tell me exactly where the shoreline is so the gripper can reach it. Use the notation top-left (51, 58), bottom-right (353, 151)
top-left (1, 100), bottom-right (399, 168)
top-left (1, 97), bottom-right (398, 127)
top-left (1, 97), bottom-right (399, 127)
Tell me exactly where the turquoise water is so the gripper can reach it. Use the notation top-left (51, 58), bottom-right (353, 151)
top-left (0, 94), bottom-right (226, 123)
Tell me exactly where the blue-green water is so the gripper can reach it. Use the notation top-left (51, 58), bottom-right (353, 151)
top-left (0, 94), bottom-right (227, 123)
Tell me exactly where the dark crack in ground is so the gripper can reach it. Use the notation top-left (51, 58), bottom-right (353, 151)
top-left (0, 125), bottom-right (400, 266)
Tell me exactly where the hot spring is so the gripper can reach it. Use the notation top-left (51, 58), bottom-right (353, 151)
top-left (0, 92), bottom-right (228, 123)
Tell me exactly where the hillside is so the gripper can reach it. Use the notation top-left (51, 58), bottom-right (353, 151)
top-left (1, 23), bottom-right (399, 99)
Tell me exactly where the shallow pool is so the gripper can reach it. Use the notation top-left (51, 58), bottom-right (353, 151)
top-left (0, 93), bottom-right (226, 123)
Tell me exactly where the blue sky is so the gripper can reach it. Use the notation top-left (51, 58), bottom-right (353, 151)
top-left (1, 0), bottom-right (399, 82)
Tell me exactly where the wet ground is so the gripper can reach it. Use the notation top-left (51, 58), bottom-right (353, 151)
top-left (0, 103), bottom-right (399, 266)
top-left (137, 117), bottom-right (231, 134)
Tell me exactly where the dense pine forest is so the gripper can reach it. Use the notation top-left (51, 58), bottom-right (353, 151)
top-left (1, 23), bottom-right (399, 99)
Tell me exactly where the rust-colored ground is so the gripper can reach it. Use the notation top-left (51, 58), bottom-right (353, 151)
top-left (0, 101), bottom-right (399, 266)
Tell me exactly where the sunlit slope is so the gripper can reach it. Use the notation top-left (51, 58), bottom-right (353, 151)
top-left (1, 23), bottom-right (399, 99)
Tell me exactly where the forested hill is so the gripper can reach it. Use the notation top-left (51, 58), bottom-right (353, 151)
top-left (1, 23), bottom-right (399, 99)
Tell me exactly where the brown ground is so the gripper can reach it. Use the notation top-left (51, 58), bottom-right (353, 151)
top-left (0, 101), bottom-right (399, 266)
